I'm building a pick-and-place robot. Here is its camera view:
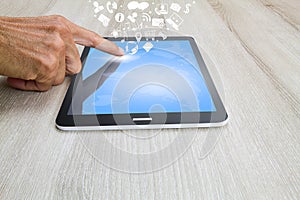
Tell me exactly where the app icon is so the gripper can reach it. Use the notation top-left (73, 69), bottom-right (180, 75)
top-left (155, 4), bottom-right (169, 15)
top-left (93, 1), bottom-right (104, 14)
top-left (166, 13), bottom-right (183, 30)
top-left (127, 12), bottom-right (138, 23)
top-left (106, 1), bottom-right (118, 14)
top-left (97, 14), bottom-right (110, 27)
top-left (170, 3), bottom-right (181, 13)
top-left (127, 1), bottom-right (149, 11)
top-left (143, 42), bottom-right (154, 52)
top-left (152, 18), bottom-right (165, 27)
top-left (115, 13), bottom-right (125, 23)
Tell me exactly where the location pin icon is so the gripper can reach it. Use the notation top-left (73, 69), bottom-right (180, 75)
top-left (135, 32), bottom-right (142, 43)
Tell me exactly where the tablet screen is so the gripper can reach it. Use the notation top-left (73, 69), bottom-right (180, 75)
top-left (68, 39), bottom-right (216, 115)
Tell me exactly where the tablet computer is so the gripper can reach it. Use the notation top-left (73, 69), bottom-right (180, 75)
top-left (56, 36), bottom-right (228, 130)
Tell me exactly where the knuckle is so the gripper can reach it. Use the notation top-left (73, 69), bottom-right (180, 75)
top-left (46, 17), bottom-right (69, 35)
top-left (45, 56), bottom-right (59, 74)
top-left (37, 54), bottom-right (59, 75)
top-left (90, 32), bottom-right (101, 46)
top-left (50, 22), bottom-right (68, 34)
top-left (54, 76), bottom-right (65, 86)
top-left (50, 15), bottom-right (66, 23)
top-left (51, 36), bottom-right (65, 51)
top-left (42, 32), bottom-right (66, 52)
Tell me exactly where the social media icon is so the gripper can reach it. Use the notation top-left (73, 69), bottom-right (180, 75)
top-left (184, 3), bottom-right (192, 14)
top-left (152, 18), bottom-right (165, 27)
top-left (142, 13), bottom-right (151, 22)
top-left (106, 1), bottom-right (117, 13)
top-left (155, 4), bottom-right (168, 15)
top-left (126, 41), bottom-right (139, 55)
top-left (115, 13), bottom-right (125, 22)
top-left (127, 12), bottom-right (138, 23)
top-left (158, 31), bottom-right (167, 40)
top-left (170, 3), bottom-right (181, 13)
top-left (143, 42), bottom-right (154, 52)
top-left (127, 1), bottom-right (149, 10)
top-left (93, 1), bottom-right (104, 14)
top-left (166, 13), bottom-right (183, 30)
top-left (111, 30), bottom-right (119, 38)
top-left (131, 22), bottom-right (143, 31)
top-left (135, 32), bottom-right (142, 42)
top-left (97, 14), bottom-right (110, 27)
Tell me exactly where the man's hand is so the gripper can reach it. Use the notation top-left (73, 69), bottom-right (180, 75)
top-left (0, 15), bottom-right (124, 91)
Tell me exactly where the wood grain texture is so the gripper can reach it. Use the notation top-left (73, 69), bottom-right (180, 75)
top-left (0, 0), bottom-right (299, 199)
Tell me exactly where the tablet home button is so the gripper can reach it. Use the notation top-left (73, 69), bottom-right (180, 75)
top-left (132, 117), bottom-right (153, 122)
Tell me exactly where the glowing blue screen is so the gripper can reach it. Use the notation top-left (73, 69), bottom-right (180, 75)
top-left (73, 40), bottom-right (216, 114)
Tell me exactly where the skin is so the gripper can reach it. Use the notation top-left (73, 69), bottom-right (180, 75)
top-left (0, 15), bottom-right (124, 91)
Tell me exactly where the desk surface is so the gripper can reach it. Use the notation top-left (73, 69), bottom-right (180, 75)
top-left (0, 0), bottom-right (299, 199)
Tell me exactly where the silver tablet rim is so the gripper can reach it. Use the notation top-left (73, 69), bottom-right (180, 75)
top-left (56, 116), bottom-right (228, 131)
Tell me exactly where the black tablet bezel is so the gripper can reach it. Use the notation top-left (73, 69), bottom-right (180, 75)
top-left (56, 36), bottom-right (228, 129)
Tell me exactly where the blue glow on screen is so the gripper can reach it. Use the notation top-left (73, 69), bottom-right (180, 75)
top-left (77, 40), bottom-right (216, 114)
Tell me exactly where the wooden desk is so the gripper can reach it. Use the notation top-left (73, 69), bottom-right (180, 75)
top-left (0, 0), bottom-right (299, 199)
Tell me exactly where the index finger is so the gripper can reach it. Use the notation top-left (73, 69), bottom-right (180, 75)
top-left (66, 20), bottom-right (124, 56)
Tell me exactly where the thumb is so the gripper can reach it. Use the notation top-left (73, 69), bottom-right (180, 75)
top-left (7, 77), bottom-right (51, 91)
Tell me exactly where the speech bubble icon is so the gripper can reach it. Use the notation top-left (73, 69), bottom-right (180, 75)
top-left (135, 32), bottom-right (142, 43)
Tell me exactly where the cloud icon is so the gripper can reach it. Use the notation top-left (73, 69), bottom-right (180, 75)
top-left (127, 1), bottom-right (149, 11)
